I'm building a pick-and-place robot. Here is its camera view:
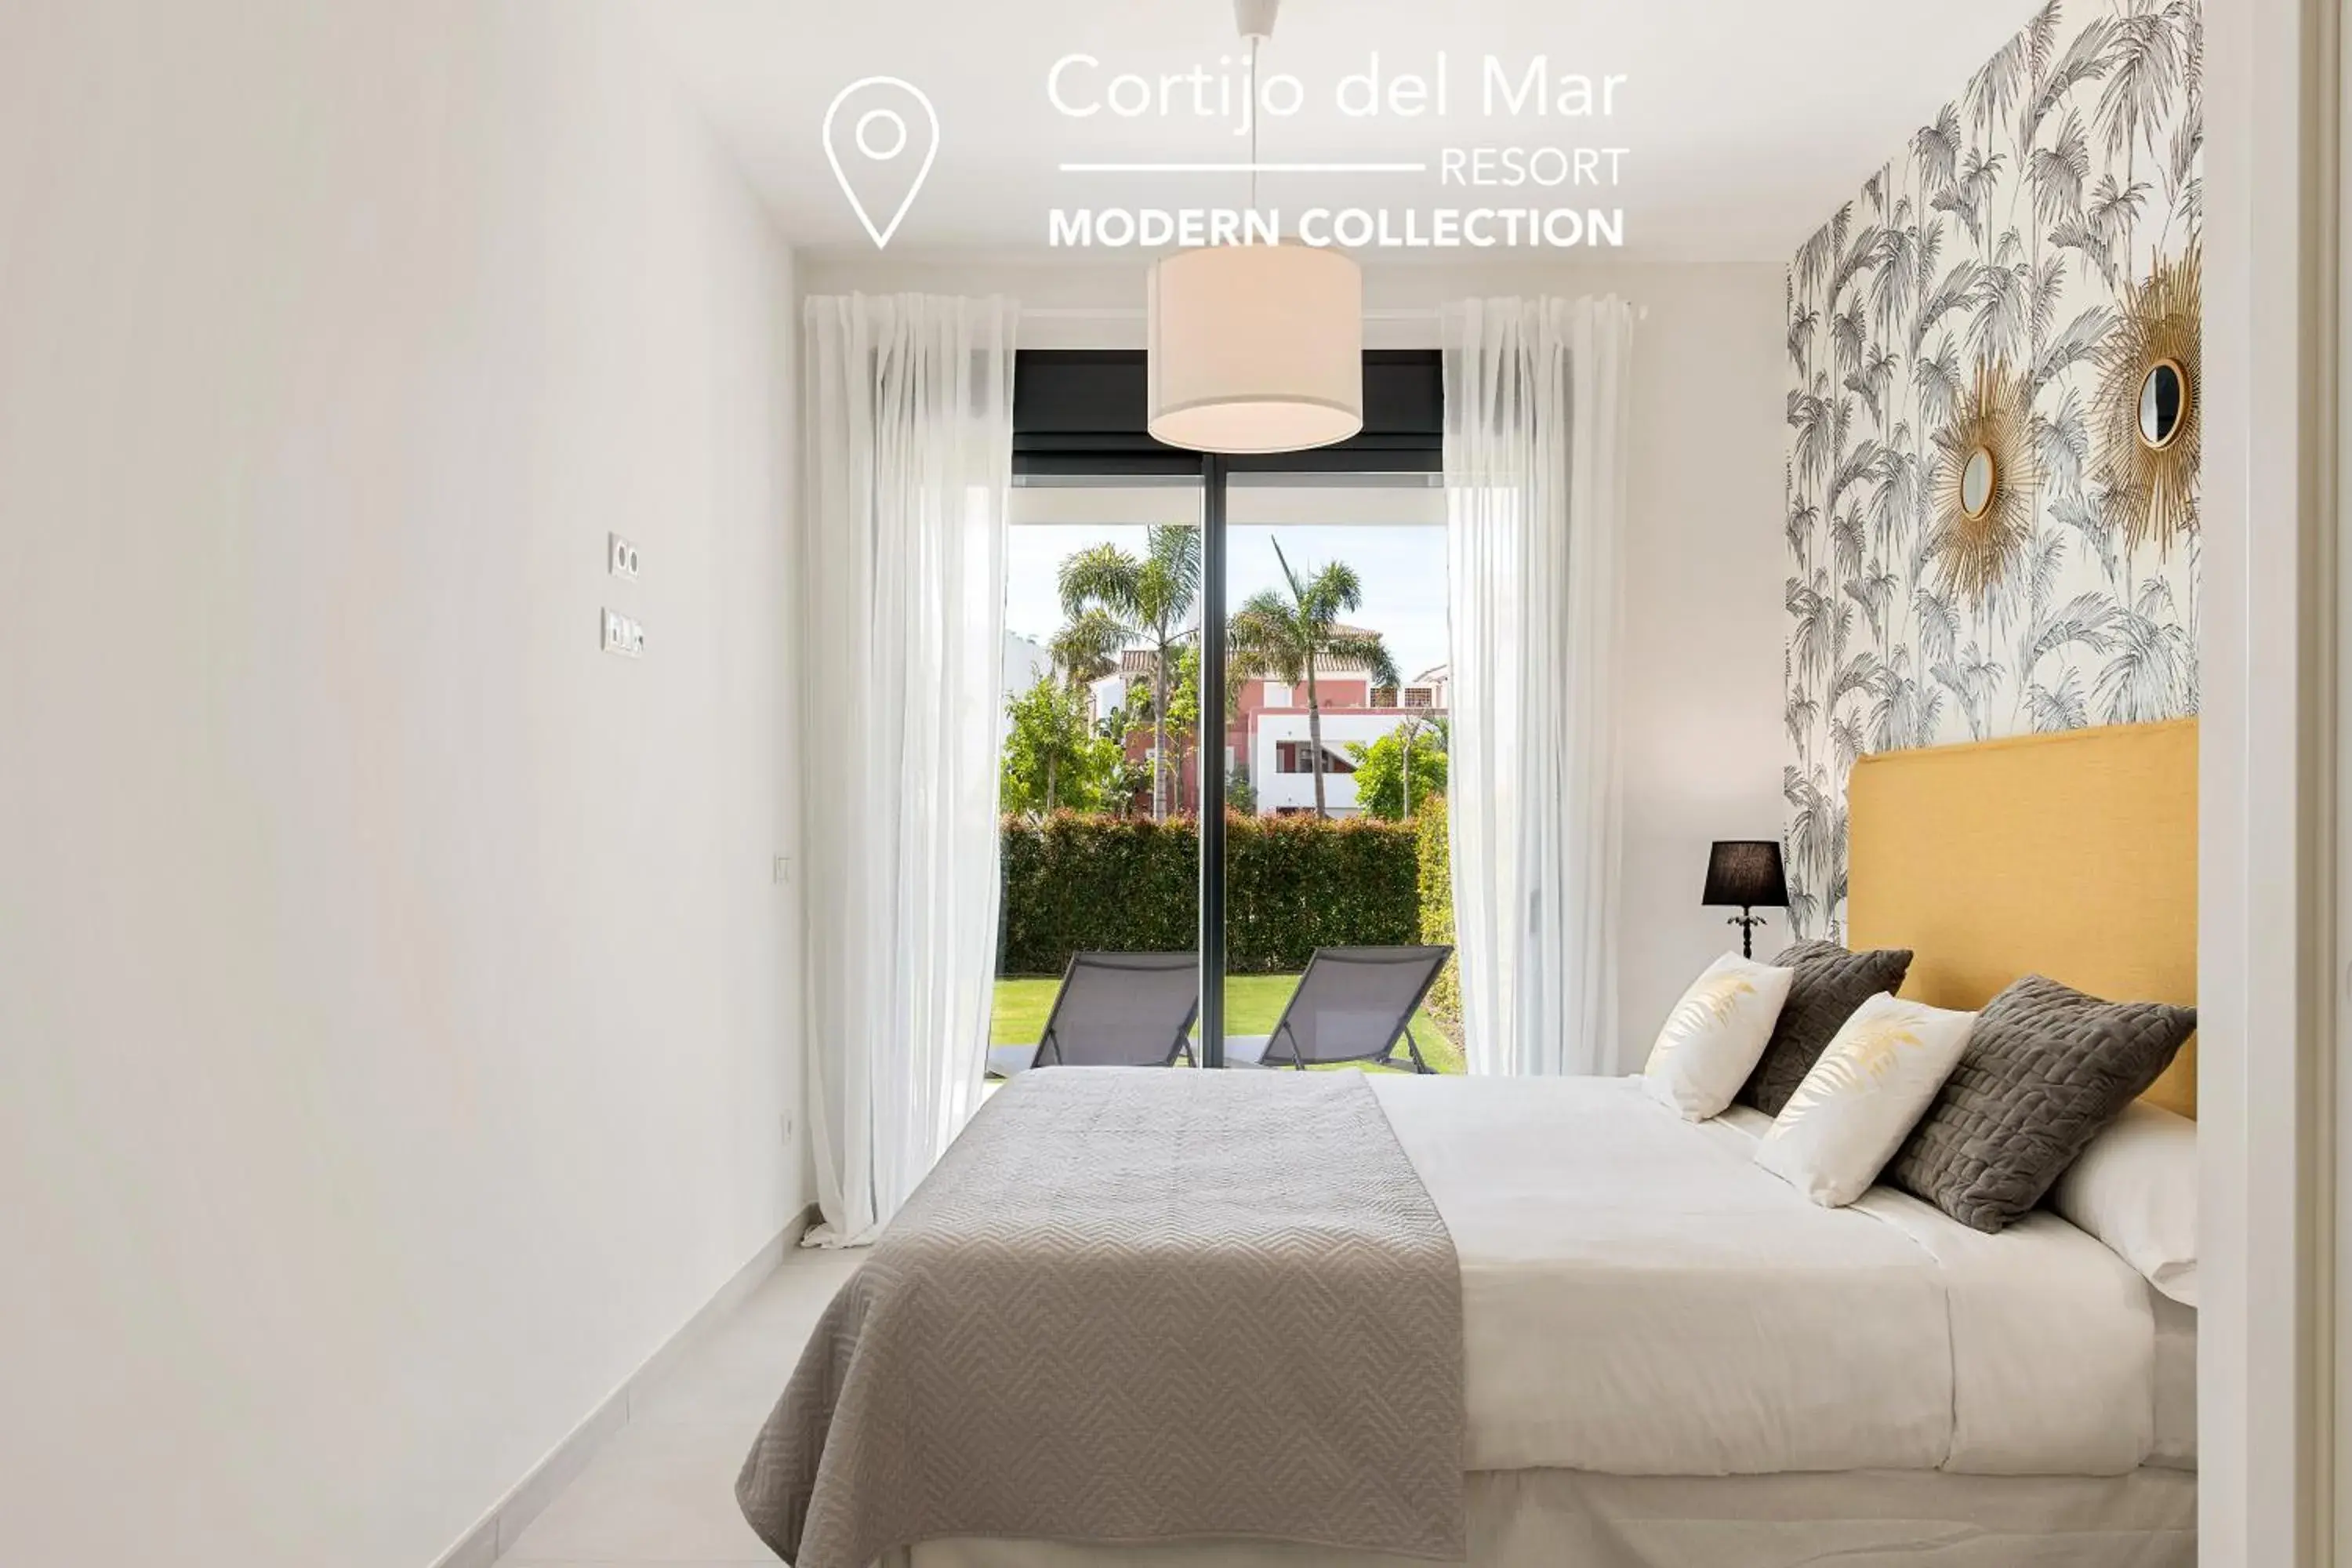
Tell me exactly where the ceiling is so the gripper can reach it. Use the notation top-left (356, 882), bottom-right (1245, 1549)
top-left (648, 0), bottom-right (2045, 264)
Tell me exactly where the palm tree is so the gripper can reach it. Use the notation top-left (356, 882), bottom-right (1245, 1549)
top-left (1047, 609), bottom-right (1124, 690)
top-left (1227, 540), bottom-right (1400, 818)
top-left (1057, 526), bottom-right (1200, 818)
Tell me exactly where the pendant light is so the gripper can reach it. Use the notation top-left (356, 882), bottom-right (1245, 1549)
top-left (1145, 0), bottom-right (1363, 454)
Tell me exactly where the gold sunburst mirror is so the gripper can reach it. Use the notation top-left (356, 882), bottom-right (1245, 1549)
top-left (2095, 244), bottom-right (2201, 552)
top-left (1929, 358), bottom-right (2035, 608)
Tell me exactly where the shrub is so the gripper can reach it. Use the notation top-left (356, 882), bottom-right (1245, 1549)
top-left (999, 813), bottom-right (1198, 976)
top-left (1224, 811), bottom-right (1421, 971)
top-left (997, 811), bottom-right (1421, 975)
top-left (1416, 797), bottom-right (1461, 1036)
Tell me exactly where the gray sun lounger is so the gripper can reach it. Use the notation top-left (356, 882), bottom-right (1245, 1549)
top-left (1225, 945), bottom-right (1453, 1073)
top-left (985, 951), bottom-right (1201, 1078)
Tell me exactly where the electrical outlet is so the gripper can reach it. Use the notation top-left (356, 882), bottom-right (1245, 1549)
top-left (608, 533), bottom-right (641, 580)
top-left (601, 608), bottom-right (645, 658)
top-left (772, 854), bottom-right (792, 885)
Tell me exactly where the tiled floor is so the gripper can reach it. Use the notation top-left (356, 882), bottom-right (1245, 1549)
top-left (497, 1246), bottom-right (864, 1566)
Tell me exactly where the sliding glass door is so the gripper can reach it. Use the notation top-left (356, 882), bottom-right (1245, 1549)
top-left (994, 474), bottom-right (1204, 1069)
top-left (1216, 473), bottom-right (1461, 1073)
top-left (997, 350), bottom-right (1447, 1073)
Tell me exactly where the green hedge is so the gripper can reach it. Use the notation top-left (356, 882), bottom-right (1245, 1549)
top-left (1416, 797), bottom-right (1461, 1034)
top-left (998, 811), bottom-right (1421, 975)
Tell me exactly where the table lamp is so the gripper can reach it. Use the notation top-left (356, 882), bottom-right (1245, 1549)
top-left (1702, 840), bottom-right (1788, 960)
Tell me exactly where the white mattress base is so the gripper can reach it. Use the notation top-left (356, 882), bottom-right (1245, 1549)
top-left (896, 1465), bottom-right (2195, 1568)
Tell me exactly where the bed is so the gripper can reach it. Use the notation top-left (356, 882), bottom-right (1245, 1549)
top-left (744, 721), bottom-right (2198, 1568)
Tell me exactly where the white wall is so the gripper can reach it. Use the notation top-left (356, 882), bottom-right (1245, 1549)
top-left (804, 254), bottom-right (1786, 1066)
top-left (1609, 268), bottom-right (1789, 1069)
top-left (0, 5), bottom-right (806, 1566)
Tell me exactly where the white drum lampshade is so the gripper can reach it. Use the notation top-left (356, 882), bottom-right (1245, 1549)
top-left (1146, 245), bottom-right (1363, 453)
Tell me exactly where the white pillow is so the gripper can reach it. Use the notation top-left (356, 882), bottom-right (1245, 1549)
top-left (1755, 993), bottom-right (1976, 1206)
top-left (1642, 953), bottom-right (1795, 1120)
top-left (2051, 1101), bottom-right (2198, 1307)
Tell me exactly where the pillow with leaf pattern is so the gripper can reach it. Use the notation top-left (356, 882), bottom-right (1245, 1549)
top-left (1754, 993), bottom-right (1977, 1207)
top-left (1738, 940), bottom-right (1914, 1116)
top-left (1642, 953), bottom-right (1795, 1120)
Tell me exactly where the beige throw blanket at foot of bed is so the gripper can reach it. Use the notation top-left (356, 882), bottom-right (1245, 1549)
top-left (737, 1068), bottom-right (1466, 1568)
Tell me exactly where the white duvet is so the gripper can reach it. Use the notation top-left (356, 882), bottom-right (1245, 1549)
top-left (1367, 1073), bottom-right (2164, 1479)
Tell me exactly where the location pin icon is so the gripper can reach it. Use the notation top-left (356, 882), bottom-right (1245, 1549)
top-left (822, 77), bottom-right (940, 249)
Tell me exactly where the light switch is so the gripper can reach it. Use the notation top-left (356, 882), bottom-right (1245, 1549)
top-left (601, 608), bottom-right (645, 658)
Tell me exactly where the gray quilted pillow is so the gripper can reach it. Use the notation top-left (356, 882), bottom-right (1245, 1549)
top-left (1888, 975), bottom-right (2195, 1233)
top-left (1737, 940), bottom-right (1913, 1116)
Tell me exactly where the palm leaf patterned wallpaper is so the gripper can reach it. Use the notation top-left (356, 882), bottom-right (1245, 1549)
top-left (1783, 0), bottom-right (2202, 938)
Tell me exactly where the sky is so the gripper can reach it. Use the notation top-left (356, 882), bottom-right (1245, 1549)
top-left (1004, 523), bottom-right (1450, 684)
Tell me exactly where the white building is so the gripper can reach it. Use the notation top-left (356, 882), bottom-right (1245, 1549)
top-left (1246, 708), bottom-right (1443, 816)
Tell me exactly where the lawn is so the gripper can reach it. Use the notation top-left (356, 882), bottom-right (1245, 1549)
top-left (991, 972), bottom-right (1465, 1074)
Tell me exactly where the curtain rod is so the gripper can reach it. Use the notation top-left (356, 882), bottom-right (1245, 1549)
top-left (1020, 304), bottom-right (1651, 321)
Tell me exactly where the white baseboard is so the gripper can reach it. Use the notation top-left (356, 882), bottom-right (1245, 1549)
top-left (430, 1202), bottom-right (820, 1568)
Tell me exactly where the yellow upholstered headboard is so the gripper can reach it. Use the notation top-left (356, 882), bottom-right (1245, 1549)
top-left (1846, 718), bottom-right (2197, 1118)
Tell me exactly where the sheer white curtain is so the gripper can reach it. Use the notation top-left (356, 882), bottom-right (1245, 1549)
top-left (1443, 296), bottom-right (1634, 1077)
top-left (800, 294), bottom-right (1016, 1244)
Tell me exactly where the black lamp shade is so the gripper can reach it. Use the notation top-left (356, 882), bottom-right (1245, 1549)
top-left (1702, 840), bottom-right (1788, 909)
